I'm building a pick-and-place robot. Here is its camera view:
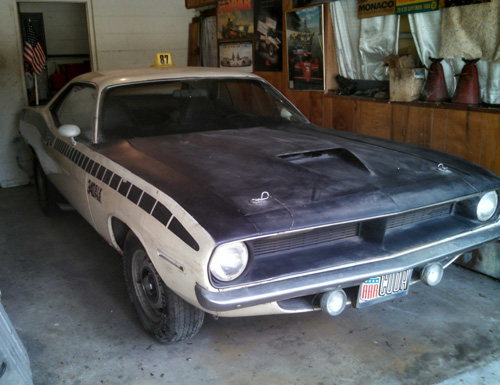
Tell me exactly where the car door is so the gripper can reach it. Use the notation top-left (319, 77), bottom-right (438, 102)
top-left (48, 83), bottom-right (98, 225)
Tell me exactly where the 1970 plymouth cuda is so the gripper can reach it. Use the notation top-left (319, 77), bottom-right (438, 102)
top-left (19, 55), bottom-right (500, 342)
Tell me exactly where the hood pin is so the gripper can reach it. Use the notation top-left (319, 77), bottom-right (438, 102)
top-left (251, 191), bottom-right (270, 204)
top-left (437, 163), bottom-right (448, 172)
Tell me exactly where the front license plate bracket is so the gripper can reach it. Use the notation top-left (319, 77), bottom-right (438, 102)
top-left (356, 269), bottom-right (413, 308)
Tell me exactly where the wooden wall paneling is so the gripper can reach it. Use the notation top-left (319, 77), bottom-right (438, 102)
top-left (431, 108), bottom-right (448, 152)
top-left (188, 21), bottom-right (200, 66)
top-left (286, 91), bottom-right (311, 119)
top-left (330, 98), bottom-right (355, 132)
top-left (309, 92), bottom-right (324, 126)
top-left (408, 107), bottom-right (432, 148)
top-left (480, 113), bottom-right (499, 172)
top-left (322, 95), bottom-right (334, 128)
top-left (391, 104), bottom-right (410, 143)
top-left (355, 101), bottom-right (391, 139)
top-left (256, 72), bottom-right (283, 92)
top-left (445, 110), bottom-right (468, 159)
top-left (185, 0), bottom-right (216, 9)
top-left (465, 111), bottom-right (484, 166)
top-left (489, 114), bottom-right (500, 175)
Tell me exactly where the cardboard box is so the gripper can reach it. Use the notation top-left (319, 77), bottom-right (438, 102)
top-left (389, 68), bottom-right (425, 102)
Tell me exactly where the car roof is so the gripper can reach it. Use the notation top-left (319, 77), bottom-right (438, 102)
top-left (72, 66), bottom-right (261, 89)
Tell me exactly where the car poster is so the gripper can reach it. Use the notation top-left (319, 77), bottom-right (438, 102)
top-left (217, 0), bottom-right (254, 40)
top-left (219, 41), bottom-right (254, 72)
top-left (254, 0), bottom-right (283, 72)
top-left (286, 5), bottom-right (324, 91)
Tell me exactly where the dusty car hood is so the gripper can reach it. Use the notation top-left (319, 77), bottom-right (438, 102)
top-left (95, 124), bottom-right (500, 242)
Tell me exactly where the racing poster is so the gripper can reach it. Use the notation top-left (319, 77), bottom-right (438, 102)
top-left (219, 41), bottom-right (254, 72)
top-left (217, 0), bottom-right (254, 40)
top-left (254, 0), bottom-right (283, 72)
top-left (286, 5), bottom-right (324, 91)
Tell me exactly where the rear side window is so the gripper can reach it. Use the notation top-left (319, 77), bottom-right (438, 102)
top-left (51, 84), bottom-right (97, 142)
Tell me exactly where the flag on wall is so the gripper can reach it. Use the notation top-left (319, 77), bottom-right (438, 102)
top-left (23, 21), bottom-right (46, 75)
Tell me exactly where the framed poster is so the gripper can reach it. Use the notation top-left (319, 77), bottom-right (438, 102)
top-left (286, 5), bottom-right (324, 91)
top-left (217, 0), bottom-right (254, 40)
top-left (254, 0), bottom-right (283, 72)
top-left (219, 41), bottom-right (254, 72)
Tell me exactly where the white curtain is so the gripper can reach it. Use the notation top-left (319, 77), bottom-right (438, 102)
top-left (408, 11), bottom-right (461, 97)
top-left (409, 8), bottom-right (500, 104)
top-left (330, 1), bottom-right (399, 80)
top-left (201, 16), bottom-right (218, 68)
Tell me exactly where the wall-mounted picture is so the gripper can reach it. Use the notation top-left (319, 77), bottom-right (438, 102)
top-left (286, 5), bottom-right (324, 90)
top-left (217, 0), bottom-right (254, 40)
top-left (254, 0), bottom-right (283, 72)
top-left (219, 41), bottom-right (253, 72)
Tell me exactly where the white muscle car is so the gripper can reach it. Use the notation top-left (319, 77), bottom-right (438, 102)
top-left (19, 58), bottom-right (500, 343)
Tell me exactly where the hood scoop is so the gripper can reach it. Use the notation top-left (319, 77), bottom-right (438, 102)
top-left (279, 148), bottom-right (372, 174)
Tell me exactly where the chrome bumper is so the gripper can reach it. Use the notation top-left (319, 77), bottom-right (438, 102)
top-left (195, 221), bottom-right (500, 312)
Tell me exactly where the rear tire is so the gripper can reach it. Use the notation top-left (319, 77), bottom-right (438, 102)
top-left (34, 158), bottom-right (58, 216)
top-left (123, 232), bottom-right (204, 343)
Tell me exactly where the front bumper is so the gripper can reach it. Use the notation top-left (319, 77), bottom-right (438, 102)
top-left (195, 220), bottom-right (500, 312)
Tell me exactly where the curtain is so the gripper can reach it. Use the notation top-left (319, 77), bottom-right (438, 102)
top-left (408, 11), bottom-right (461, 97)
top-left (201, 16), bottom-right (218, 68)
top-left (330, 1), bottom-right (399, 80)
top-left (409, 6), bottom-right (500, 104)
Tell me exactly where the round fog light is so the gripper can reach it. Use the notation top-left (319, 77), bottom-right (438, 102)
top-left (320, 290), bottom-right (347, 316)
top-left (421, 263), bottom-right (443, 287)
top-left (477, 191), bottom-right (498, 222)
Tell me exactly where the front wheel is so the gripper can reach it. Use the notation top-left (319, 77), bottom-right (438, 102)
top-left (123, 232), bottom-right (204, 343)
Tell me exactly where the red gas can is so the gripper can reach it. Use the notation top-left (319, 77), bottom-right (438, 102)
top-left (421, 57), bottom-right (448, 102)
top-left (452, 59), bottom-right (481, 105)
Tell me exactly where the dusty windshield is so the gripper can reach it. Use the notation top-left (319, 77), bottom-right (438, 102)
top-left (99, 78), bottom-right (307, 142)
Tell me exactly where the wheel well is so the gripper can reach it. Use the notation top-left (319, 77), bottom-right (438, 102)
top-left (111, 217), bottom-right (131, 251)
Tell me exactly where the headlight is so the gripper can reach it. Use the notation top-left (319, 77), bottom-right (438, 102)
top-left (477, 191), bottom-right (498, 221)
top-left (209, 242), bottom-right (248, 282)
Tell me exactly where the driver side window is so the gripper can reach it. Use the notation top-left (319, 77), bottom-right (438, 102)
top-left (51, 84), bottom-right (97, 142)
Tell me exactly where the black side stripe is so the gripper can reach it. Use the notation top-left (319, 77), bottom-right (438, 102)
top-left (168, 217), bottom-right (200, 252)
top-left (50, 138), bottom-right (199, 251)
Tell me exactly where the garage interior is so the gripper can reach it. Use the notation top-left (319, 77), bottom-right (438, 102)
top-left (1, 0), bottom-right (500, 384)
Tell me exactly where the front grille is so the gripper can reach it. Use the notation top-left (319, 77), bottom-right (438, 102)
top-left (250, 203), bottom-right (453, 257)
top-left (252, 222), bottom-right (360, 256)
top-left (387, 203), bottom-right (452, 229)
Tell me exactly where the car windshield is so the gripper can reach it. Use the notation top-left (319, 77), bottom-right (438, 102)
top-left (99, 78), bottom-right (307, 142)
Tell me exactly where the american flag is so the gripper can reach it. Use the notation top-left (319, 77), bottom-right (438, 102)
top-left (23, 21), bottom-right (46, 75)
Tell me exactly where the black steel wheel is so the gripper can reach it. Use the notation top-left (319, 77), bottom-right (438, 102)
top-left (34, 158), bottom-right (58, 216)
top-left (123, 232), bottom-right (204, 343)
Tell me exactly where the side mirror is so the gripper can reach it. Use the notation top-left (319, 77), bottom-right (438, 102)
top-left (58, 124), bottom-right (81, 146)
top-left (280, 108), bottom-right (293, 121)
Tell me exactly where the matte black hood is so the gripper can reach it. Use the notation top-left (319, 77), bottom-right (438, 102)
top-left (95, 124), bottom-right (500, 243)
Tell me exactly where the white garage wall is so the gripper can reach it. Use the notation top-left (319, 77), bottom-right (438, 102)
top-left (93, 0), bottom-right (194, 69)
top-left (0, 0), bottom-right (194, 188)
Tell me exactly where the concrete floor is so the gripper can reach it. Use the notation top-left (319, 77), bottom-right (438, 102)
top-left (1, 185), bottom-right (500, 385)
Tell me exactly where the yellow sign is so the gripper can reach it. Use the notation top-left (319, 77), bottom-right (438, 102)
top-left (395, 0), bottom-right (439, 14)
top-left (358, 0), bottom-right (396, 19)
top-left (153, 53), bottom-right (174, 67)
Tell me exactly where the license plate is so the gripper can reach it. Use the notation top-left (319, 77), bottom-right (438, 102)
top-left (357, 269), bottom-right (413, 308)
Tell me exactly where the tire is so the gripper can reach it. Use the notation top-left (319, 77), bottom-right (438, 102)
top-left (123, 232), bottom-right (204, 343)
top-left (34, 158), bottom-right (58, 216)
